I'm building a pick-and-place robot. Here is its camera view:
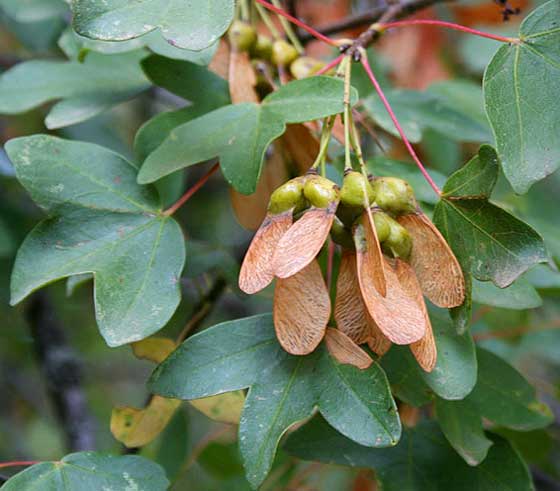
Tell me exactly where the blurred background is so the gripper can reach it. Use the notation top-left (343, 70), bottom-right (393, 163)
top-left (1, 0), bottom-right (559, 489)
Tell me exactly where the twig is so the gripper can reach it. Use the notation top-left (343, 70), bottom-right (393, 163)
top-left (25, 292), bottom-right (95, 452)
top-left (177, 277), bottom-right (228, 343)
top-left (0, 461), bottom-right (41, 470)
top-left (300, 0), bottom-right (456, 42)
top-left (473, 319), bottom-right (560, 342)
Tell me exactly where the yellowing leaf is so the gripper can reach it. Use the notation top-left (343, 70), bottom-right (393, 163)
top-left (132, 337), bottom-right (177, 364)
top-left (189, 391), bottom-right (245, 425)
top-left (111, 396), bottom-right (181, 448)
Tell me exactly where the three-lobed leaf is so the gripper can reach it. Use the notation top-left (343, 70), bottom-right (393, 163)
top-left (71, 0), bottom-right (235, 51)
top-left (138, 76), bottom-right (358, 194)
top-left (484, 0), bottom-right (560, 193)
top-left (2, 452), bottom-right (169, 490)
top-left (149, 314), bottom-right (401, 488)
top-left (6, 135), bottom-right (185, 347)
top-left (434, 145), bottom-right (548, 289)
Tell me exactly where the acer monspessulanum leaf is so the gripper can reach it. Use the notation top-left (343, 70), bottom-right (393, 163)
top-left (0, 1), bottom-right (558, 490)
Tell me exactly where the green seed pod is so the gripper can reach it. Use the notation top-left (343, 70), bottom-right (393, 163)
top-left (372, 211), bottom-right (391, 243)
top-left (271, 40), bottom-right (299, 67)
top-left (383, 217), bottom-right (413, 259)
top-left (340, 171), bottom-right (376, 208)
top-left (251, 34), bottom-right (273, 60)
top-left (268, 177), bottom-right (306, 215)
top-left (370, 177), bottom-right (416, 215)
top-left (303, 175), bottom-right (339, 209)
top-left (330, 216), bottom-right (355, 250)
top-left (228, 21), bottom-right (257, 52)
top-left (290, 56), bottom-right (325, 79)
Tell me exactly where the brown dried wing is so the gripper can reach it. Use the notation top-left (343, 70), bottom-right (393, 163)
top-left (208, 39), bottom-right (230, 79)
top-left (398, 212), bottom-right (465, 308)
top-left (282, 124), bottom-right (320, 174)
top-left (367, 322), bottom-right (392, 356)
top-left (395, 259), bottom-right (437, 372)
top-left (325, 328), bottom-right (373, 369)
top-left (334, 251), bottom-right (371, 344)
top-left (356, 245), bottom-right (426, 344)
top-left (273, 207), bottom-right (335, 279)
top-left (228, 50), bottom-right (259, 104)
top-left (239, 211), bottom-right (292, 294)
top-left (363, 208), bottom-right (387, 296)
top-left (274, 260), bottom-right (330, 355)
top-left (231, 144), bottom-right (289, 230)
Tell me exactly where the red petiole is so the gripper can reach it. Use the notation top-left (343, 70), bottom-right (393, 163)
top-left (360, 55), bottom-right (441, 196)
top-left (163, 163), bottom-right (220, 216)
top-left (378, 19), bottom-right (519, 43)
top-left (254, 0), bottom-right (337, 46)
top-left (0, 460), bottom-right (41, 469)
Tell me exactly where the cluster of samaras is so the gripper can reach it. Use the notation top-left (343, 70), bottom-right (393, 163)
top-left (239, 169), bottom-right (465, 372)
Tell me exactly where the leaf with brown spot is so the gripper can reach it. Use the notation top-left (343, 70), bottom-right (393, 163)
top-left (208, 38), bottom-right (230, 79)
top-left (111, 396), bottom-right (181, 448)
top-left (325, 328), bottom-right (373, 369)
top-left (355, 235), bottom-right (425, 344)
top-left (395, 259), bottom-right (437, 372)
top-left (273, 260), bottom-right (330, 355)
top-left (239, 211), bottom-right (293, 294)
top-left (230, 144), bottom-right (289, 230)
top-left (398, 212), bottom-right (465, 308)
top-left (273, 207), bottom-right (335, 279)
top-left (281, 123), bottom-right (320, 174)
top-left (228, 50), bottom-right (259, 104)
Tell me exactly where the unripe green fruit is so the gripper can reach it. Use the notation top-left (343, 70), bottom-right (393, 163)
top-left (303, 175), bottom-right (339, 209)
top-left (372, 211), bottom-right (391, 243)
top-left (271, 40), bottom-right (299, 67)
top-left (228, 21), bottom-right (257, 52)
top-left (290, 56), bottom-right (325, 79)
top-left (330, 216), bottom-right (355, 250)
top-left (268, 177), bottom-right (305, 214)
top-left (340, 171), bottom-right (376, 208)
top-left (383, 218), bottom-right (412, 259)
top-left (251, 34), bottom-right (273, 60)
top-left (370, 177), bottom-right (416, 215)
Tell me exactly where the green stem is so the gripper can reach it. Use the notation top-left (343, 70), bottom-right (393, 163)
top-left (311, 116), bottom-right (336, 172)
top-left (271, 0), bottom-right (304, 53)
top-left (240, 0), bottom-right (250, 21)
top-left (255, 3), bottom-right (281, 39)
top-left (349, 111), bottom-right (368, 179)
top-left (342, 56), bottom-right (353, 171)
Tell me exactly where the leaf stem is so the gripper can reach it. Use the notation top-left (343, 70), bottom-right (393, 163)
top-left (163, 163), bottom-right (220, 216)
top-left (254, 0), bottom-right (338, 46)
top-left (270, 0), bottom-right (304, 53)
top-left (315, 54), bottom-right (344, 76)
top-left (360, 54), bottom-right (441, 196)
top-left (0, 461), bottom-right (41, 470)
top-left (312, 116), bottom-right (337, 173)
top-left (255, 3), bottom-right (281, 39)
top-left (378, 19), bottom-right (519, 44)
top-left (342, 56), bottom-right (353, 171)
